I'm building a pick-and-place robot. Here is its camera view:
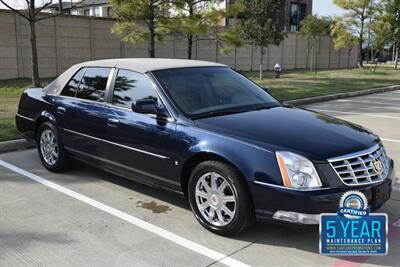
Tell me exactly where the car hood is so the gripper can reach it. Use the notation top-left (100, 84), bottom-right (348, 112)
top-left (194, 106), bottom-right (379, 161)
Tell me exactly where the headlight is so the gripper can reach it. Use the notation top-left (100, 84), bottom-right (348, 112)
top-left (276, 151), bottom-right (322, 189)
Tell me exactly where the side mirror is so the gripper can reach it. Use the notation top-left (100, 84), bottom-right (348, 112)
top-left (262, 87), bottom-right (270, 93)
top-left (132, 98), bottom-right (167, 118)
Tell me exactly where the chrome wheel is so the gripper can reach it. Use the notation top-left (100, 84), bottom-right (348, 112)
top-left (195, 172), bottom-right (237, 227)
top-left (40, 129), bottom-right (58, 166)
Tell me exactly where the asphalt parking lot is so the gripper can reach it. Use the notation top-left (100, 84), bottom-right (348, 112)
top-left (0, 91), bottom-right (399, 267)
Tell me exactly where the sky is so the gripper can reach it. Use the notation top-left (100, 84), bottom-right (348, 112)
top-left (2, 0), bottom-right (347, 17)
top-left (313, 0), bottom-right (346, 17)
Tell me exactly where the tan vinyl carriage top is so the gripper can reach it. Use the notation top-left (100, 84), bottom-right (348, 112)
top-left (44, 58), bottom-right (227, 95)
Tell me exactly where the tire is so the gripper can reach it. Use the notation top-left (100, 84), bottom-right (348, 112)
top-left (188, 161), bottom-right (254, 236)
top-left (36, 122), bottom-right (71, 172)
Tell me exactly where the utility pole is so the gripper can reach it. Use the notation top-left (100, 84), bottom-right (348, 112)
top-left (367, 17), bottom-right (371, 63)
top-left (393, 42), bottom-right (396, 62)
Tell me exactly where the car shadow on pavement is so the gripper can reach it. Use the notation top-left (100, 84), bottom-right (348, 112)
top-left (66, 161), bottom-right (191, 211)
top-left (72, 163), bottom-right (326, 257)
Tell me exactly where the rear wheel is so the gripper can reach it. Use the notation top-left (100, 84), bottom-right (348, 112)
top-left (188, 161), bottom-right (254, 236)
top-left (37, 122), bottom-right (70, 172)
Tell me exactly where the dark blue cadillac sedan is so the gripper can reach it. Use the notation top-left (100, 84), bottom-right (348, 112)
top-left (16, 58), bottom-right (394, 236)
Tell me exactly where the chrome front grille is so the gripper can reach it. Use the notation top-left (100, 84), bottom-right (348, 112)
top-left (328, 144), bottom-right (389, 186)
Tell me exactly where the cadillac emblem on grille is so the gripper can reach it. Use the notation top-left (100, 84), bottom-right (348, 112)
top-left (328, 144), bottom-right (389, 185)
top-left (373, 159), bottom-right (384, 175)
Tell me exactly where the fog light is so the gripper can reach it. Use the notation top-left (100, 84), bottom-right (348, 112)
top-left (272, 211), bottom-right (320, 225)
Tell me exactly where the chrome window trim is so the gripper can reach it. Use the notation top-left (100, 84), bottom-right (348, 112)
top-left (105, 67), bottom-right (117, 99)
top-left (253, 180), bottom-right (331, 191)
top-left (16, 113), bottom-right (35, 122)
top-left (57, 94), bottom-right (108, 106)
top-left (62, 128), bottom-right (169, 159)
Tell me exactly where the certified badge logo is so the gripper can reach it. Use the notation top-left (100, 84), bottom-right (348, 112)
top-left (338, 191), bottom-right (370, 219)
top-left (320, 190), bottom-right (388, 255)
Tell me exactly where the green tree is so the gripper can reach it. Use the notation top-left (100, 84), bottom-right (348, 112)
top-left (378, 0), bottom-right (400, 69)
top-left (0, 0), bottom-right (82, 86)
top-left (219, 25), bottom-right (245, 68)
top-left (217, 3), bottom-right (246, 68)
top-left (330, 18), bottom-right (358, 68)
top-left (333, 0), bottom-right (379, 68)
top-left (170, 0), bottom-right (225, 59)
top-left (369, 14), bottom-right (388, 61)
top-left (299, 15), bottom-right (332, 73)
top-left (110, 0), bottom-right (171, 58)
top-left (238, 0), bottom-right (286, 80)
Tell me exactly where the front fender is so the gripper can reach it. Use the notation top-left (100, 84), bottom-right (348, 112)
top-left (176, 125), bottom-right (283, 186)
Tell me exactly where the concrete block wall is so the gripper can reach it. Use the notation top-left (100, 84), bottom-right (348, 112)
top-left (0, 10), bottom-right (359, 80)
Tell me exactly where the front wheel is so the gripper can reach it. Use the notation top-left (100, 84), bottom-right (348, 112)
top-left (188, 161), bottom-right (254, 236)
top-left (37, 122), bottom-right (70, 172)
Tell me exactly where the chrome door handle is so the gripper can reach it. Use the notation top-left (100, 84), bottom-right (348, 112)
top-left (57, 106), bottom-right (66, 115)
top-left (107, 118), bottom-right (120, 127)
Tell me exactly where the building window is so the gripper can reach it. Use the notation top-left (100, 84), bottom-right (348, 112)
top-left (94, 7), bottom-right (101, 17)
top-left (290, 24), bottom-right (298, 32)
top-left (291, 3), bottom-right (299, 17)
top-left (290, 2), bottom-right (307, 19)
top-left (107, 7), bottom-right (112, 17)
top-left (83, 9), bottom-right (90, 16)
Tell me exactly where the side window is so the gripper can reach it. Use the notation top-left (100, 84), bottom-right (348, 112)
top-left (76, 67), bottom-right (111, 102)
top-left (112, 69), bottom-right (158, 109)
top-left (60, 68), bottom-right (85, 97)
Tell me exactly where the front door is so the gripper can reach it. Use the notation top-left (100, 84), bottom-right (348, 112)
top-left (103, 69), bottom-right (180, 189)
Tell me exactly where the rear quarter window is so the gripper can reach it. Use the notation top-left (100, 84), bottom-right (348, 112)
top-left (60, 68), bottom-right (86, 97)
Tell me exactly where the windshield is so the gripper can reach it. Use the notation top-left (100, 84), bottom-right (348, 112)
top-left (152, 67), bottom-right (280, 119)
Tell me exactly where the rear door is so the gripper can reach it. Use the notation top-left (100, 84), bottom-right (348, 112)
top-left (56, 67), bottom-right (113, 158)
top-left (56, 67), bottom-right (86, 147)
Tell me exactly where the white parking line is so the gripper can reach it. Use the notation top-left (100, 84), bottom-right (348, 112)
top-left (336, 99), bottom-right (400, 107)
top-left (364, 95), bottom-right (400, 101)
top-left (0, 160), bottom-right (250, 267)
top-left (334, 103), bottom-right (400, 111)
top-left (381, 138), bottom-right (400, 143)
top-left (311, 108), bottom-right (400, 120)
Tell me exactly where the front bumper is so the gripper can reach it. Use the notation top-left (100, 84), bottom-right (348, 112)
top-left (251, 160), bottom-right (394, 225)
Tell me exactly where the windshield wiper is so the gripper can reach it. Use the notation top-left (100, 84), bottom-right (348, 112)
top-left (193, 109), bottom-right (249, 119)
top-left (252, 104), bottom-right (278, 111)
top-left (192, 104), bottom-right (281, 119)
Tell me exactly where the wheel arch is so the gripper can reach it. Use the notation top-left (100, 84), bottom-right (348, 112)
top-left (34, 111), bottom-right (57, 139)
top-left (180, 152), bottom-right (252, 201)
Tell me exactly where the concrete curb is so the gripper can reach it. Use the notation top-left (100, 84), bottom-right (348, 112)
top-left (0, 139), bottom-right (35, 154)
top-left (284, 84), bottom-right (400, 106)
